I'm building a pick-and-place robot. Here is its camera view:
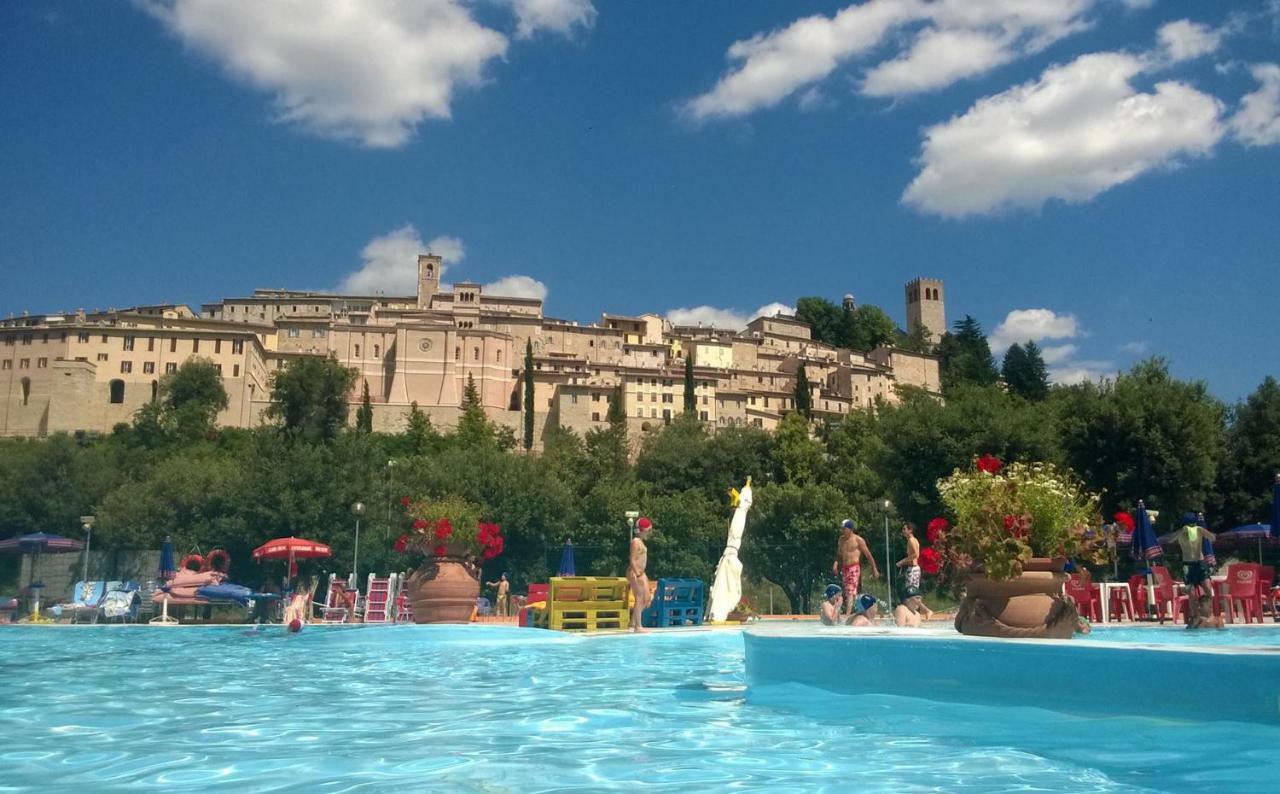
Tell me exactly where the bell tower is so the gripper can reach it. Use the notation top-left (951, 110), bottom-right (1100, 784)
top-left (417, 253), bottom-right (442, 308)
top-left (905, 277), bottom-right (946, 344)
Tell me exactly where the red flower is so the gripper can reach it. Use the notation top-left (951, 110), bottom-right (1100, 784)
top-left (1003, 514), bottom-right (1016, 530)
top-left (926, 517), bottom-right (949, 543)
top-left (393, 534), bottom-right (409, 553)
top-left (1113, 511), bottom-right (1135, 531)
top-left (433, 545), bottom-right (447, 557)
top-left (478, 522), bottom-right (500, 543)
top-left (919, 547), bottom-right (941, 575)
top-left (1006, 514), bottom-right (1030, 539)
top-left (976, 454), bottom-right (1003, 474)
top-left (413, 519), bottom-right (428, 530)
top-left (401, 496), bottom-right (411, 506)
top-left (483, 534), bottom-right (505, 560)
top-left (434, 518), bottom-right (454, 540)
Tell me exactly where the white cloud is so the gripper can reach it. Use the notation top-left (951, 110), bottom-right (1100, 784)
top-left (511, 0), bottom-right (596, 39)
top-left (1155, 19), bottom-right (1222, 64)
top-left (903, 52), bottom-right (1224, 217)
top-left (684, 0), bottom-right (1095, 118)
top-left (667, 302), bottom-right (793, 330)
top-left (338, 226), bottom-right (463, 294)
top-left (1048, 360), bottom-right (1115, 385)
top-left (482, 275), bottom-right (549, 300)
top-left (142, 0), bottom-right (509, 148)
top-left (1039, 344), bottom-right (1078, 365)
top-left (989, 308), bottom-right (1081, 353)
top-left (1231, 63), bottom-right (1280, 146)
top-left (1120, 340), bottom-right (1150, 355)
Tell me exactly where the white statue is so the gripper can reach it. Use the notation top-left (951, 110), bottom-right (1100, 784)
top-left (708, 477), bottom-right (753, 622)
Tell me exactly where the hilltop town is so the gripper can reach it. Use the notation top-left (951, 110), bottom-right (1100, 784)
top-left (2, 252), bottom-right (945, 442)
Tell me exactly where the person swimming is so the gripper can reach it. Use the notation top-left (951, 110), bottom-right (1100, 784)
top-left (820, 584), bottom-right (844, 625)
top-left (849, 593), bottom-right (881, 627)
top-left (893, 585), bottom-right (934, 627)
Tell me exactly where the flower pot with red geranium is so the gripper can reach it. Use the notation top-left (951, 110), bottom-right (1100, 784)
top-left (393, 495), bottom-right (506, 624)
top-left (930, 456), bottom-right (1105, 639)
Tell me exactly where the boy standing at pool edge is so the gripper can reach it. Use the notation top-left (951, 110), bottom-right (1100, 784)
top-left (833, 519), bottom-right (879, 616)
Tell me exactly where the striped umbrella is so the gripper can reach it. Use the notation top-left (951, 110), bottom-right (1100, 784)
top-left (1131, 502), bottom-right (1161, 621)
top-left (0, 533), bottom-right (85, 621)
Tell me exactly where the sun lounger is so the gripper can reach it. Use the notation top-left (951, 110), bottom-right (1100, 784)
top-left (641, 578), bottom-right (705, 628)
top-left (362, 575), bottom-right (394, 623)
top-left (54, 580), bottom-right (111, 623)
top-left (99, 583), bottom-right (141, 622)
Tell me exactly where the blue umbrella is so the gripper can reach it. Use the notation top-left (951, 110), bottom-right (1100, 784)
top-left (1270, 474), bottom-right (1280, 541)
top-left (1196, 514), bottom-right (1216, 569)
top-left (1131, 502), bottom-right (1161, 621)
top-left (159, 536), bottom-right (176, 582)
top-left (558, 539), bottom-right (575, 577)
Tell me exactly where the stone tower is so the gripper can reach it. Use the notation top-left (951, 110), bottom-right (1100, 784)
top-left (905, 277), bottom-right (946, 344)
top-left (842, 293), bottom-right (856, 311)
top-left (417, 253), bottom-right (442, 308)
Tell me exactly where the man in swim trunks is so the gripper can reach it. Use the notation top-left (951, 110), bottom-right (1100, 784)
top-left (848, 593), bottom-right (881, 627)
top-left (1169, 512), bottom-right (1223, 629)
top-left (820, 584), bottom-right (845, 625)
top-left (485, 573), bottom-right (510, 616)
top-left (628, 519), bottom-right (653, 633)
top-left (893, 585), bottom-right (934, 627)
top-left (833, 519), bottom-right (880, 616)
top-left (897, 522), bottom-right (922, 597)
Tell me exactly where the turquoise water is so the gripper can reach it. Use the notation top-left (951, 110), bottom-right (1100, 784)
top-left (2, 624), bottom-right (1278, 791)
top-left (1087, 626), bottom-right (1280, 646)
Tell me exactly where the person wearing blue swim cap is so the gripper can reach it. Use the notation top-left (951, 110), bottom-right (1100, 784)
top-left (849, 593), bottom-right (882, 627)
top-left (820, 583), bottom-right (844, 625)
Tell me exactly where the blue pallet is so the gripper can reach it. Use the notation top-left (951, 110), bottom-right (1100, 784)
top-left (642, 578), bottom-right (705, 628)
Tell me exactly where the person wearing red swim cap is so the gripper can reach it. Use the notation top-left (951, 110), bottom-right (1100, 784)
top-left (628, 517), bottom-right (653, 633)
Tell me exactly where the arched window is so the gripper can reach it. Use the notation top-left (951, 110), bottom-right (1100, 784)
top-left (20, 377), bottom-right (31, 406)
top-left (109, 379), bottom-right (125, 404)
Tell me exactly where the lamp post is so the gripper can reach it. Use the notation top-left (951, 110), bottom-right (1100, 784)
top-left (351, 501), bottom-right (365, 586)
top-left (79, 515), bottom-right (95, 584)
top-left (881, 499), bottom-right (893, 611)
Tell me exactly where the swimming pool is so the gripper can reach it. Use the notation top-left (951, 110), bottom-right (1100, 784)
top-left (2, 624), bottom-right (1278, 790)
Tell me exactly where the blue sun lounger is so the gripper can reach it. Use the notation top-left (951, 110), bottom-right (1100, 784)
top-left (641, 578), bottom-right (705, 628)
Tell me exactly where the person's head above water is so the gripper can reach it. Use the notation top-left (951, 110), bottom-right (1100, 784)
top-left (855, 593), bottom-right (878, 615)
top-left (901, 585), bottom-right (923, 608)
top-left (825, 584), bottom-right (842, 602)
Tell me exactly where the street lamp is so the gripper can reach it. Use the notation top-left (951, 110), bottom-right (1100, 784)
top-left (351, 502), bottom-right (365, 587)
top-left (79, 515), bottom-right (95, 584)
top-left (880, 499), bottom-right (893, 612)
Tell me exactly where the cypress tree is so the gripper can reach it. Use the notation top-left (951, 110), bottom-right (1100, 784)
top-left (523, 339), bottom-right (535, 450)
top-left (940, 315), bottom-right (999, 392)
top-left (794, 364), bottom-right (813, 417)
top-left (606, 383), bottom-right (626, 425)
top-left (356, 380), bottom-right (374, 433)
top-left (683, 353), bottom-right (696, 415)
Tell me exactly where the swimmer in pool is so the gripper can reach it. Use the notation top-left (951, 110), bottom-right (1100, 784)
top-left (820, 584), bottom-right (844, 625)
top-left (848, 593), bottom-right (881, 627)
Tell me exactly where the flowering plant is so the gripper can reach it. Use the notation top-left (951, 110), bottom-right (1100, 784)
top-left (932, 457), bottom-right (1104, 581)
top-left (394, 494), bottom-right (505, 563)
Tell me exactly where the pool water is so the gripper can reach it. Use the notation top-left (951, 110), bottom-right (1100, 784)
top-left (1087, 625), bottom-right (1280, 646)
top-left (2, 624), bottom-right (1278, 791)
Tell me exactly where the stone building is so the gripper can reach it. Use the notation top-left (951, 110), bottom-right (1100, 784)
top-left (2, 256), bottom-right (944, 445)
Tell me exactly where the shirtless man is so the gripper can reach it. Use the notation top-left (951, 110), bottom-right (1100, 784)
top-left (484, 573), bottom-right (510, 616)
top-left (848, 593), bottom-right (881, 627)
top-left (832, 519), bottom-right (880, 615)
top-left (893, 585), bottom-right (934, 627)
top-left (1170, 512), bottom-right (1224, 629)
top-left (628, 519), bottom-right (653, 633)
top-left (896, 522), bottom-right (922, 597)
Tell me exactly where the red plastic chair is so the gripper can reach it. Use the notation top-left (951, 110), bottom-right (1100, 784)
top-left (1065, 574), bottom-right (1100, 621)
top-left (1226, 564), bottom-right (1264, 624)
top-left (1259, 565), bottom-right (1275, 619)
top-left (1150, 567), bottom-right (1183, 624)
top-left (1128, 574), bottom-right (1152, 619)
top-left (1105, 583), bottom-right (1134, 621)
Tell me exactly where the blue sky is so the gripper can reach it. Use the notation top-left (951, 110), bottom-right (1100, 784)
top-left (1, 1), bottom-right (1277, 400)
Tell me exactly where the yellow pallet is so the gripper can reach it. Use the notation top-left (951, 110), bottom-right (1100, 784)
top-left (538, 576), bottom-right (630, 632)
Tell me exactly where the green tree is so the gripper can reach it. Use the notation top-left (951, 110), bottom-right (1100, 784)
top-left (1002, 342), bottom-right (1049, 401)
top-left (266, 355), bottom-right (357, 442)
top-left (683, 353), bottom-right (696, 415)
top-left (131, 357), bottom-right (229, 442)
top-left (1216, 376), bottom-right (1280, 525)
top-left (1054, 359), bottom-right (1225, 521)
top-left (775, 410), bottom-right (823, 485)
top-left (843, 305), bottom-right (898, 351)
top-left (794, 364), bottom-right (812, 417)
top-left (455, 373), bottom-right (497, 449)
top-left (896, 322), bottom-right (934, 355)
top-left (586, 385), bottom-right (629, 483)
top-left (523, 339), bottom-right (535, 450)
top-left (356, 380), bottom-right (374, 433)
top-left (938, 316), bottom-right (998, 392)
top-left (634, 413), bottom-right (710, 496)
top-left (743, 482), bottom-right (853, 613)
top-left (795, 297), bottom-right (844, 346)
top-left (403, 401), bottom-right (441, 456)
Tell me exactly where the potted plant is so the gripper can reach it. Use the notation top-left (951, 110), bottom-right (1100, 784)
top-left (394, 495), bottom-right (505, 624)
top-left (930, 456), bottom-right (1105, 639)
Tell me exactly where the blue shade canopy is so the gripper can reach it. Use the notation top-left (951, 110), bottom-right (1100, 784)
top-left (1216, 524), bottom-right (1274, 540)
top-left (0, 532), bottom-right (84, 553)
top-left (159, 537), bottom-right (175, 580)
top-left (558, 540), bottom-right (575, 577)
top-left (1131, 505), bottom-right (1161, 561)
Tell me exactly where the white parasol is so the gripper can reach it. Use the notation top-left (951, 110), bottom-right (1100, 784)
top-left (708, 478), bottom-right (753, 622)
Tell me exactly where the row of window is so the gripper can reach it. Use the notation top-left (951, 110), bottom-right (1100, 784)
top-left (69, 332), bottom-right (247, 355)
top-left (285, 328), bottom-right (327, 339)
top-left (1, 358), bottom-right (48, 370)
top-left (3, 332), bottom-right (65, 345)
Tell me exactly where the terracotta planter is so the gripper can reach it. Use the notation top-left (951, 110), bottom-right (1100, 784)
top-left (954, 557), bottom-right (1078, 640)
top-left (406, 558), bottom-right (480, 624)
